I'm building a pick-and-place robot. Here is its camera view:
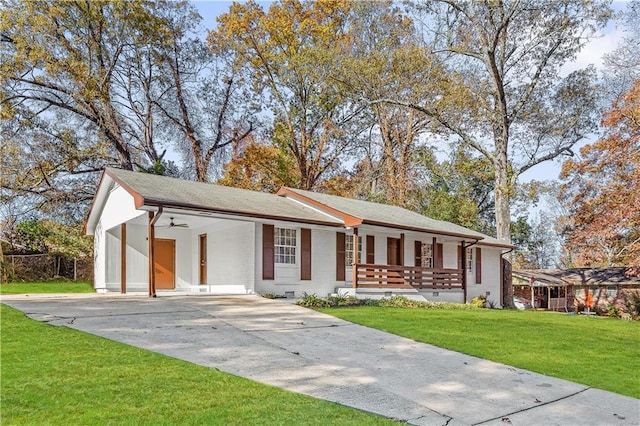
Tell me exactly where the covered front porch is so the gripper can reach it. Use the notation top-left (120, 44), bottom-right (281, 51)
top-left (337, 224), bottom-right (475, 303)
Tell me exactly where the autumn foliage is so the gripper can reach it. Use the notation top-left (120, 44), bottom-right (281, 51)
top-left (560, 80), bottom-right (640, 272)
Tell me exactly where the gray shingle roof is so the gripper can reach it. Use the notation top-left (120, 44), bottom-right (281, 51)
top-left (105, 168), bottom-right (342, 226)
top-left (281, 187), bottom-right (512, 247)
top-left (102, 168), bottom-right (512, 247)
top-left (514, 268), bottom-right (640, 286)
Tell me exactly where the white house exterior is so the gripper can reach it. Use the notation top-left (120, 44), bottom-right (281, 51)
top-left (85, 168), bottom-right (513, 305)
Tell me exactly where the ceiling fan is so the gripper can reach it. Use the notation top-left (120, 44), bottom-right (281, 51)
top-left (161, 217), bottom-right (188, 228)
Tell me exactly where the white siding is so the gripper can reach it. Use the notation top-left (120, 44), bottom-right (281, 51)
top-left (94, 185), bottom-right (146, 291)
top-left (191, 220), bottom-right (255, 290)
top-left (93, 221), bottom-right (106, 291)
top-left (466, 246), bottom-right (503, 306)
top-left (124, 224), bottom-right (149, 292)
top-left (255, 224), bottom-right (341, 297)
top-left (105, 227), bottom-right (121, 288)
top-left (99, 186), bottom-right (146, 231)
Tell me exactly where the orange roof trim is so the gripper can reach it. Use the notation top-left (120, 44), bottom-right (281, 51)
top-left (277, 187), bottom-right (363, 227)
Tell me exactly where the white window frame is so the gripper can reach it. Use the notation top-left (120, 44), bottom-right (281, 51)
top-left (345, 236), bottom-right (363, 266)
top-left (421, 243), bottom-right (433, 268)
top-left (274, 227), bottom-right (297, 265)
top-left (466, 248), bottom-right (473, 272)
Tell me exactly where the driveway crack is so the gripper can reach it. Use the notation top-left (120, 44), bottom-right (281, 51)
top-left (472, 387), bottom-right (592, 425)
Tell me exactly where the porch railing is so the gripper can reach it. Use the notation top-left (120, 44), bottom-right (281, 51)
top-left (354, 263), bottom-right (463, 289)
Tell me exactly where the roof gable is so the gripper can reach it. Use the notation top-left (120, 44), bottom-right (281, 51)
top-left (86, 169), bottom-right (343, 233)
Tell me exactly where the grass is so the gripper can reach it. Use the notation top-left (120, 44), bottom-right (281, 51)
top-left (319, 307), bottom-right (640, 399)
top-left (0, 281), bottom-right (94, 294)
top-left (1, 305), bottom-right (396, 425)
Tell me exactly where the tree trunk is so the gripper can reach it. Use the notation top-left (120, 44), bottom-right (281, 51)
top-left (493, 143), bottom-right (511, 244)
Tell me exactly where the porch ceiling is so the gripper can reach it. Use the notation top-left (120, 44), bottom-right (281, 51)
top-left (122, 210), bottom-right (228, 230)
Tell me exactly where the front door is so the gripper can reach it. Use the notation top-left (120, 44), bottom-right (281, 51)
top-left (387, 237), bottom-right (402, 266)
top-left (154, 238), bottom-right (175, 290)
top-left (199, 234), bottom-right (207, 285)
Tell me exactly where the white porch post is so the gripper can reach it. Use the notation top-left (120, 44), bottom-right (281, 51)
top-left (120, 223), bottom-right (126, 294)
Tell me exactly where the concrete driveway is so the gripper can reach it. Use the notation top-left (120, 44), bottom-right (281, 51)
top-left (2, 293), bottom-right (638, 425)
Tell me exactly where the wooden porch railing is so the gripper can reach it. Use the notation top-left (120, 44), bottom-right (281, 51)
top-left (354, 263), bottom-right (463, 289)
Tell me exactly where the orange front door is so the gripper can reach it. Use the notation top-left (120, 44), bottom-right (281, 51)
top-left (154, 239), bottom-right (175, 290)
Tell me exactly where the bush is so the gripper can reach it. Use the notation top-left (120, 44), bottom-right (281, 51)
top-left (296, 292), bottom-right (330, 308)
top-left (295, 293), bottom-right (480, 310)
top-left (626, 291), bottom-right (640, 319)
top-left (471, 296), bottom-right (487, 308)
top-left (326, 293), bottom-right (361, 307)
top-left (606, 305), bottom-right (621, 318)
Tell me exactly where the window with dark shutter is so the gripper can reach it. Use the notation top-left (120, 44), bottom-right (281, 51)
top-left (366, 235), bottom-right (375, 264)
top-left (262, 224), bottom-right (274, 280)
top-left (336, 232), bottom-right (346, 281)
top-left (435, 243), bottom-right (444, 269)
top-left (301, 228), bottom-right (311, 280)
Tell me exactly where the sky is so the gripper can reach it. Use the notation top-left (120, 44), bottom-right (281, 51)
top-left (190, 0), bottom-right (631, 186)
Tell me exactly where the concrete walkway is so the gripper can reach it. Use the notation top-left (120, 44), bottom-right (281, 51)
top-left (2, 294), bottom-right (638, 425)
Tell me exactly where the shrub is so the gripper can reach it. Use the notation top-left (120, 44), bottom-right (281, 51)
top-left (326, 293), bottom-right (361, 307)
top-left (296, 292), bottom-right (330, 308)
top-left (626, 291), bottom-right (640, 319)
top-left (486, 299), bottom-right (498, 309)
top-left (606, 305), bottom-right (621, 318)
top-left (295, 293), bottom-right (479, 310)
top-left (471, 296), bottom-right (487, 308)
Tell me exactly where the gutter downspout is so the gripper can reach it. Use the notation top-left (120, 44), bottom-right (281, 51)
top-left (461, 239), bottom-right (481, 304)
top-left (148, 206), bottom-right (163, 297)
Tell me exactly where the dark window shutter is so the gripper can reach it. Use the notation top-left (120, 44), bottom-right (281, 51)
top-left (435, 243), bottom-right (444, 269)
top-left (336, 232), bottom-right (346, 281)
top-left (414, 241), bottom-right (422, 267)
top-left (475, 247), bottom-right (482, 284)
top-left (366, 235), bottom-right (375, 264)
top-left (262, 224), bottom-right (274, 280)
top-left (457, 245), bottom-right (462, 270)
top-left (301, 228), bottom-right (312, 280)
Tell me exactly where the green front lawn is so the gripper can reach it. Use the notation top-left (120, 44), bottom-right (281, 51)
top-left (319, 307), bottom-right (640, 399)
top-left (1, 305), bottom-right (396, 425)
top-left (0, 281), bottom-right (94, 294)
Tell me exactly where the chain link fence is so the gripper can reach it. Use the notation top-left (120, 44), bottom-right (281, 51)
top-left (1, 254), bottom-right (93, 283)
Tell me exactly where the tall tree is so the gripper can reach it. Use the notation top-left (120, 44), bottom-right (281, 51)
top-left (602, 0), bottom-right (640, 103)
top-left (371, 0), bottom-right (611, 243)
top-left (209, 0), bottom-right (365, 190)
top-left (336, 1), bottom-right (435, 207)
top-left (413, 146), bottom-right (495, 233)
top-left (559, 79), bottom-right (640, 271)
top-left (0, 0), bottom-right (171, 170)
top-left (154, 3), bottom-right (255, 182)
top-left (218, 137), bottom-right (299, 192)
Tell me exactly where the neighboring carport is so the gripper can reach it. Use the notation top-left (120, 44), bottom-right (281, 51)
top-left (513, 270), bottom-right (571, 311)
